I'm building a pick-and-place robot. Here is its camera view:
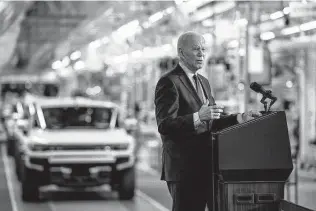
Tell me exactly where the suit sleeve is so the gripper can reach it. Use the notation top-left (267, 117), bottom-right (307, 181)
top-left (154, 77), bottom-right (195, 137)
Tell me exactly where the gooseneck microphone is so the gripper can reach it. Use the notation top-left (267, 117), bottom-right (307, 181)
top-left (250, 82), bottom-right (277, 100)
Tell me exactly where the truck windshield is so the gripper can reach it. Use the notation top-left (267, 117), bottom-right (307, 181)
top-left (41, 106), bottom-right (114, 129)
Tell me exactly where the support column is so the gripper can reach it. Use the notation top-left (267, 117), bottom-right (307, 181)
top-left (244, 2), bottom-right (252, 112)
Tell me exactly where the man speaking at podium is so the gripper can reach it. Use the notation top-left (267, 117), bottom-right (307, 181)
top-left (154, 31), bottom-right (261, 211)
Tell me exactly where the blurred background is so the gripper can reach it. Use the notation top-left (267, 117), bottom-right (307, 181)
top-left (0, 0), bottom-right (315, 211)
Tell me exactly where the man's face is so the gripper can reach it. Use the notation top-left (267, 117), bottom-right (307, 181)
top-left (179, 35), bottom-right (206, 72)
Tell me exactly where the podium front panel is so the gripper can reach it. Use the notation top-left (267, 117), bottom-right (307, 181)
top-left (213, 111), bottom-right (293, 181)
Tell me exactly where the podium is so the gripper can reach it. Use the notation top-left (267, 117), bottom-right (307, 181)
top-left (211, 111), bottom-right (293, 211)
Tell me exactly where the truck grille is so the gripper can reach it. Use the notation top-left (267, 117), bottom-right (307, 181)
top-left (36, 144), bottom-right (128, 151)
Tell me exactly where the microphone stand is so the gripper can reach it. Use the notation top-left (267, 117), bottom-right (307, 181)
top-left (260, 91), bottom-right (277, 113)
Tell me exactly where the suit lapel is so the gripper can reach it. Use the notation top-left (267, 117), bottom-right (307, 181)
top-left (176, 65), bottom-right (203, 106)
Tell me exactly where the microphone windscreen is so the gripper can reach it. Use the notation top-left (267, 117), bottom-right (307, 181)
top-left (250, 82), bottom-right (261, 92)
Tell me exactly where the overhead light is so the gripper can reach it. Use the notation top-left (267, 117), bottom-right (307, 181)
top-left (260, 31), bottom-right (275, 40)
top-left (142, 21), bottom-right (150, 29)
top-left (117, 20), bottom-right (139, 34)
top-left (183, 0), bottom-right (215, 14)
top-left (174, 0), bottom-right (183, 5)
top-left (113, 54), bottom-right (129, 63)
top-left (270, 11), bottom-right (284, 20)
top-left (202, 19), bottom-right (214, 27)
top-left (300, 20), bottom-right (316, 31)
top-left (131, 50), bottom-right (142, 58)
top-left (228, 40), bottom-right (239, 48)
top-left (86, 86), bottom-right (101, 95)
top-left (192, 7), bottom-right (214, 22)
top-left (102, 37), bottom-right (109, 44)
top-left (42, 71), bottom-right (57, 81)
top-left (191, 1), bottom-right (235, 22)
top-left (0, 2), bottom-right (7, 13)
top-left (283, 7), bottom-right (290, 15)
top-left (62, 56), bottom-right (70, 67)
top-left (203, 33), bottom-right (213, 44)
top-left (113, 20), bottom-right (140, 43)
top-left (281, 26), bottom-right (300, 35)
top-left (286, 80), bottom-right (293, 88)
top-left (70, 51), bottom-right (81, 60)
top-left (239, 48), bottom-right (245, 56)
top-left (162, 44), bottom-right (172, 51)
top-left (261, 14), bottom-right (271, 22)
top-left (235, 18), bottom-right (248, 26)
top-left (238, 82), bottom-right (245, 91)
top-left (73, 60), bottom-right (85, 71)
top-left (165, 7), bottom-right (175, 15)
top-left (52, 60), bottom-right (62, 70)
top-left (106, 68), bottom-right (115, 77)
top-left (149, 11), bottom-right (164, 24)
top-left (89, 40), bottom-right (102, 49)
top-left (143, 47), bottom-right (151, 55)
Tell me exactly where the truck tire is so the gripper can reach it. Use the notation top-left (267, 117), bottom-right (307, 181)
top-left (118, 167), bottom-right (135, 200)
top-left (21, 165), bottom-right (40, 202)
top-left (6, 139), bottom-right (14, 157)
top-left (15, 155), bottom-right (21, 181)
top-left (21, 182), bottom-right (40, 202)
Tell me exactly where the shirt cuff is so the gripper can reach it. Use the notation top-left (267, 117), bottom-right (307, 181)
top-left (237, 113), bottom-right (243, 123)
top-left (193, 112), bottom-right (202, 129)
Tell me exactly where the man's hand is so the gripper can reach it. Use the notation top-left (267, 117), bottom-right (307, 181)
top-left (198, 100), bottom-right (224, 121)
top-left (238, 110), bottom-right (262, 123)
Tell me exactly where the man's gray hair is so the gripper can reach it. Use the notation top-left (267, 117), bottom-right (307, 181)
top-left (177, 31), bottom-right (204, 55)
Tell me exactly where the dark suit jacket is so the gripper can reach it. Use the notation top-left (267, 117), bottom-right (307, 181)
top-left (154, 64), bottom-right (238, 181)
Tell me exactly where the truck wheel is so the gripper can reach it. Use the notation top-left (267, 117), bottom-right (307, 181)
top-left (118, 167), bottom-right (135, 200)
top-left (21, 165), bottom-right (40, 202)
top-left (15, 156), bottom-right (21, 181)
top-left (6, 139), bottom-right (14, 156)
top-left (21, 182), bottom-right (40, 202)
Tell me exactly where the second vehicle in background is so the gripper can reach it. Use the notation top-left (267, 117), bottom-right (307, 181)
top-left (13, 97), bottom-right (136, 202)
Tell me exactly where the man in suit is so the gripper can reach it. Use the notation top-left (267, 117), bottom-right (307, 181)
top-left (154, 31), bottom-right (261, 211)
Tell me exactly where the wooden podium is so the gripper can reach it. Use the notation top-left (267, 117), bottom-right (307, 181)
top-left (211, 111), bottom-right (293, 211)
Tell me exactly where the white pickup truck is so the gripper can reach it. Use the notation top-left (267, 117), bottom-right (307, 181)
top-left (14, 97), bottom-right (136, 201)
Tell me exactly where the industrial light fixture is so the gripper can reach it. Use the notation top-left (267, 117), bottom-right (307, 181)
top-left (281, 26), bottom-right (300, 35)
top-left (131, 50), bottom-right (142, 58)
top-left (227, 40), bottom-right (239, 48)
top-left (165, 7), bottom-right (175, 15)
top-left (89, 40), bottom-right (102, 49)
top-left (300, 20), bottom-right (316, 31)
top-left (62, 56), bottom-right (70, 67)
top-left (73, 60), bottom-right (85, 71)
top-left (235, 18), bottom-right (248, 26)
top-left (70, 51), bottom-right (81, 60)
top-left (113, 54), bottom-right (129, 63)
top-left (191, 1), bottom-right (235, 22)
top-left (149, 11), bottom-right (164, 24)
top-left (52, 60), bottom-right (62, 70)
top-left (101, 37), bottom-right (109, 44)
top-left (202, 19), bottom-right (214, 27)
top-left (260, 31), bottom-right (275, 40)
top-left (283, 7), bottom-right (290, 15)
top-left (270, 11), bottom-right (284, 20)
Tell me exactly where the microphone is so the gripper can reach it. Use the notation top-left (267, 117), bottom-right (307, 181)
top-left (250, 82), bottom-right (277, 100)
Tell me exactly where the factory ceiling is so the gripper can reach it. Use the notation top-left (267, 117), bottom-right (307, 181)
top-left (0, 1), bottom-right (295, 75)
